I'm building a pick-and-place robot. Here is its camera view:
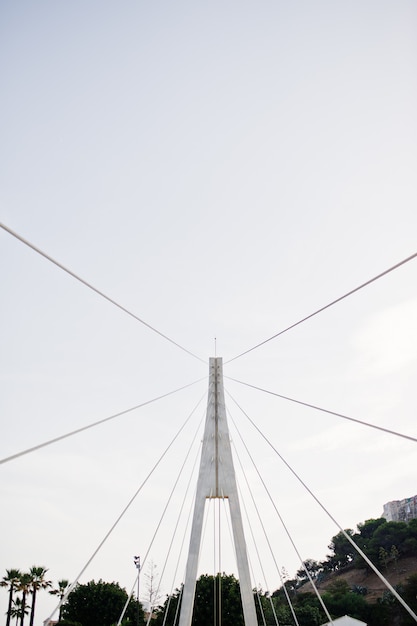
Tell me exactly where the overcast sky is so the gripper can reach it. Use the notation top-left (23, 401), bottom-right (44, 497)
top-left (1, 1), bottom-right (417, 624)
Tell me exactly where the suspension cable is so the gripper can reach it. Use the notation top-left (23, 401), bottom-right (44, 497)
top-left (229, 407), bottom-right (333, 625)
top-left (145, 444), bottom-right (203, 626)
top-left (117, 408), bottom-right (205, 626)
top-left (160, 478), bottom-right (214, 626)
top-left (225, 251), bottom-right (417, 363)
top-left (1, 377), bottom-right (206, 465)
top-left (234, 477), bottom-right (281, 626)
top-left (229, 489), bottom-right (268, 626)
top-left (232, 442), bottom-right (295, 626)
top-left (161, 474), bottom-right (200, 626)
top-left (46, 395), bottom-right (205, 625)
top-left (226, 376), bottom-right (417, 443)
top-left (227, 391), bottom-right (417, 623)
top-left (0, 221), bottom-right (206, 364)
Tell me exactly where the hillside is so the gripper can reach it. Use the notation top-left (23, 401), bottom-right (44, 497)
top-left (299, 555), bottom-right (417, 603)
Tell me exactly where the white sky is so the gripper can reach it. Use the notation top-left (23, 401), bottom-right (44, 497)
top-left (1, 1), bottom-right (417, 624)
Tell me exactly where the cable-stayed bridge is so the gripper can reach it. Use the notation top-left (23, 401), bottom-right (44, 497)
top-left (1, 223), bottom-right (417, 625)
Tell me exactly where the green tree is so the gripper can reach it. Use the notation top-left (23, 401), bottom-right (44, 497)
top-left (327, 529), bottom-right (357, 570)
top-left (396, 518), bottom-right (417, 556)
top-left (154, 573), bottom-right (246, 626)
top-left (325, 591), bottom-right (369, 623)
top-left (294, 602), bottom-right (322, 626)
top-left (357, 518), bottom-right (386, 541)
top-left (284, 591), bottom-right (319, 626)
top-left (321, 581), bottom-right (369, 623)
top-left (379, 546), bottom-right (389, 569)
top-left (193, 573), bottom-right (244, 626)
top-left (296, 559), bottom-right (321, 585)
top-left (0, 568), bottom-right (22, 626)
top-left (355, 518), bottom-right (387, 566)
top-left (62, 579), bottom-right (144, 626)
top-left (28, 566), bottom-right (51, 626)
top-left (396, 573), bottom-right (417, 626)
top-left (326, 579), bottom-right (351, 596)
top-left (153, 587), bottom-right (182, 626)
top-left (370, 521), bottom-right (408, 560)
top-left (17, 573), bottom-right (32, 626)
top-left (9, 597), bottom-right (30, 626)
top-left (254, 589), bottom-right (273, 625)
top-left (49, 579), bottom-right (71, 621)
top-left (379, 544), bottom-right (400, 571)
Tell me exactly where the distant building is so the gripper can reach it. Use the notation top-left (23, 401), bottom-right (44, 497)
top-left (382, 494), bottom-right (417, 522)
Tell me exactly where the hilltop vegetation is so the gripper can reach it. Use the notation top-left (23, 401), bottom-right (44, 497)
top-left (275, 517), bottom-right (417, 625)
top-left (292, 517), bottom-right (417, 586)
top-left (152, 518), bottom-right (417, 626)
top-left (3, 518), bottom-right (417, 626)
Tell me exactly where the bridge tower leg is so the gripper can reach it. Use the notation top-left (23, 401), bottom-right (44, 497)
top-left (178, 357), bottom-right (257, 626)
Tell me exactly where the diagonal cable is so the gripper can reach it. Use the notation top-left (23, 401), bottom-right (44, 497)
top-left (229, 407), bottom-right (333, 625)
top-left (227, 390), bottom-right (417, 623)
top-left (232, 478), bottom-right (283, 626)
top-left (160, 479), bottom-right (198, 626)
top-left (0, 222), bottom-right (206, 364)
top-left (47, 393), bottom-right (205, 624)
top-left (144, 443), bottom-right (203, 626)
top-left (0, 378), bottom-right (206, 465)
top-left (226, 377), bottom-right (417, 443)
top-left (161, 468), bottom-right (204, 626)
top-left (225, 251), bottom-right (417, 363)
top-left (117, 410), bottom-right (205, 626)
top-left (232, 444), bottom-right (296, 626)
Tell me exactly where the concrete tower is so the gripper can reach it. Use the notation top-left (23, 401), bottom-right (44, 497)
top-left (178, 357), bottom-right (257, 626)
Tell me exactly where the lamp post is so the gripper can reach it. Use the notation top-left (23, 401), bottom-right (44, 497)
top-left (133, 556), bottom-right (141, 626)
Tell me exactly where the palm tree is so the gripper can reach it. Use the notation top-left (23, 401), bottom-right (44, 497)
top-left (10, 597), bottom-right (30, 626)
top-left (0, 569), bottom-right (22, 626)
top-left (17, 573), bottom-right (32, 626)
top-left (27, 566), bottom-right (51, 626)
top-left (49, 579), bottom-right (70, 621)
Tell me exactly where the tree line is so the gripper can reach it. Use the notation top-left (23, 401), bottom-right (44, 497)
top-left (3, 518), bottom-right (417, 626)
top-left (289, 517), bottom-right (417, 589)
top-left (152, 517), bottom-right (417, 626)
top-left (0, 566), bottom-right (64, 626)
top-left (150, 571), bottom-right (417, 626)
top-left (3, 569), bottom-right (417, 626)
top-left (0, 570), bottom-right (145, 626)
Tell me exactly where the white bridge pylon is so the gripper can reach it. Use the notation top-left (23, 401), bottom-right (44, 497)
top-left (178, 357), bottom-right (258, 626)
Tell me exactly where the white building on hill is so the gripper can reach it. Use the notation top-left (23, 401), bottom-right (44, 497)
top-left (382, 494), bottom-right (417, 522)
